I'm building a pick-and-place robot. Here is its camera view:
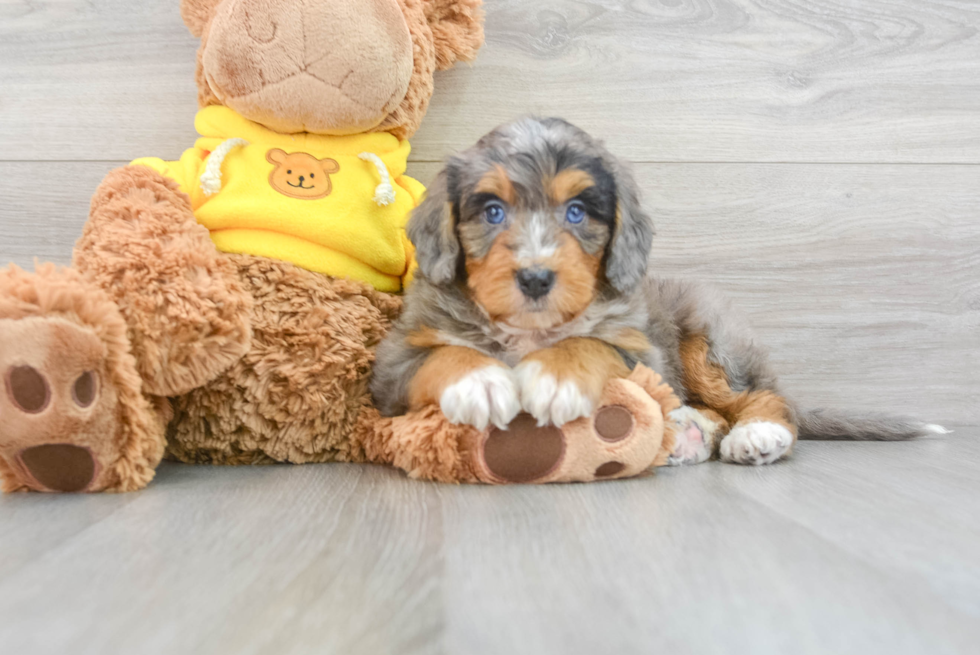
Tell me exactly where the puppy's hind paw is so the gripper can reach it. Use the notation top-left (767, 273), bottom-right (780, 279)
top-left (666, 406), bottom-right (722, 466)
top-left (514, 361), bottom-right (595, 428)
top-left (440, 365), bottom-right (521, 431)
top-left (720, 421), bottom-right (794, 465)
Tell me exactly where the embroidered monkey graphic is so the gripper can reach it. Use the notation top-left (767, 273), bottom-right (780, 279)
top-left (266, 148), bottom-right (340, 200)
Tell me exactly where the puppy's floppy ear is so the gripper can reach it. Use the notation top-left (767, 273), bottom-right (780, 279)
top-left (407, 167), bottom-right (462, 285)
top-left (181, 0), bottom-right (223, 38)
top-left (423, 0), bottom-right (485, 70)
top-left (605, 158), bottom-right (654, 294)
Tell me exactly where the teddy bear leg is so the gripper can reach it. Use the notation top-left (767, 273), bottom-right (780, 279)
top-left (73, 165), bottom-right (253, 397)
top-left (665, 405), bottom-right (730, 466)
top-left (372, 367), bottom-right (680, 485)
top-left (463, 376), bottom-right (669, 484)
top-left (0, 264), bottom-right (167, 492)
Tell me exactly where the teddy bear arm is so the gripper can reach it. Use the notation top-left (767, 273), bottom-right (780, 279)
top-left (129, 147), bottom-right (210, 206)
top-left (73, 165), bottom-right (253, 397)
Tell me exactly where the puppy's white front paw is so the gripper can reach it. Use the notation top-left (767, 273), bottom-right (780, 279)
top-left (440, 365), bottom-right (521, 431)
top-left (720, 421), bottom-right (794, 465)
top-left (514, 361), bottom-right (594, 427)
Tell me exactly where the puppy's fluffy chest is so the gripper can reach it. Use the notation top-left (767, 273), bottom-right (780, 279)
top-left (487, 323), bottom-right (580, 367)
top-left (480, 299), bottom-right (643, 367)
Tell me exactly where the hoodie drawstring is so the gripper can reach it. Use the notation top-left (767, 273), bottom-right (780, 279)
top-left (200, 138), bottom-right (249, 196)
top-left (358, 152), bottom-right (396, 206)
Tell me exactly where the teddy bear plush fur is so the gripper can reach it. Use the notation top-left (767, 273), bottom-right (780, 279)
top-left (0, 0), bottom-right (485, 492)
top-left (0, 0), bottom-right (679, 493)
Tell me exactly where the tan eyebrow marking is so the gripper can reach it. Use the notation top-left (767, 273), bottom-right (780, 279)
top-left (475, 165), bottom-right (516, 205)
top-left (548, 168), bottom-right (595, 205)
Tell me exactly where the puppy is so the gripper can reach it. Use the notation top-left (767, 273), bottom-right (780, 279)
top-left (371, 117), bottom-right (943, 465)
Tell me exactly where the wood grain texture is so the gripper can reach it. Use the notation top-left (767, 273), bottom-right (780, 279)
top-left (1, 433), bottom-right (979, 655)
top-left (0, 464), bottom-right (445, 655)
top-left (3, 1), bottom-right (980, 162)
top-left (643, 162), bottom-right (980, 424)
top-left (437, 434), bottom-right (980, 655)
top-left (0, 161), bottom-right (120, 266)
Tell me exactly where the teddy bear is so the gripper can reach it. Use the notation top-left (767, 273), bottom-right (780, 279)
top-left (0, 0), bottom-right (682, 493)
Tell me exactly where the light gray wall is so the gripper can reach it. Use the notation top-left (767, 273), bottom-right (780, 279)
top-left (1, 0), bottom-right (977, 423)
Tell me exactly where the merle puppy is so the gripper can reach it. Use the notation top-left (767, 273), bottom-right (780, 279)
top-left (371, 117), bottom-right (942, 465)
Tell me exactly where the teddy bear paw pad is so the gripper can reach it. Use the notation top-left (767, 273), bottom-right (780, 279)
top-left (594, 461), bottom-right (626, 477)
top-left (0, 316), bottom-right (118, 492)
top-left (594, 405), bottom-right (634, 442)
top-left (18, 444), bottom-right (97, 493)
top-left (481, 413), bottom-right (566, 483)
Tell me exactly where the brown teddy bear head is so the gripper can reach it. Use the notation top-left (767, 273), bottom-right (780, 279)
top-left (180, 0), bottom-right (483, 139)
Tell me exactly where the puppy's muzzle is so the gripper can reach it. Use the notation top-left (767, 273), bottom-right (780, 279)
top-left (516, 268), bottom-right (555, 300)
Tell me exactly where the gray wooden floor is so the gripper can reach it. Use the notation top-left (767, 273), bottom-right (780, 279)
top-left (1, 436), bottom-right (979, 655)
top-left (1, 1), bottom-right (978, 653)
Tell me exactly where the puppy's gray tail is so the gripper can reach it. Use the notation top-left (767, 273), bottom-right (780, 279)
top-left (796, 408), bottom-right (949, 441)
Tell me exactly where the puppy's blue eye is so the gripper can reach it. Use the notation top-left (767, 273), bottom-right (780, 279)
top-left (484, 203), bottom-right (506, 224)
top-left (565, 202), bottom-right (586, 224)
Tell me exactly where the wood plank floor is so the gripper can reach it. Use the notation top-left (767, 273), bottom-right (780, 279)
top-left (1, 1), bottom-right (978, 653)
top-left (1, 434), bottom-right (978, 655)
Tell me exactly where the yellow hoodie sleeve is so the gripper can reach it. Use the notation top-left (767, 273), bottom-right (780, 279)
top-left (396, 175), bottom-right (427, 207)
top-left (401, 234), bottom-right (418, 289)
top-left (131, 147), bottom-right (209, 209)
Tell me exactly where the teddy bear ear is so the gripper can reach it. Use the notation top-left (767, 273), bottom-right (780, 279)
top-left (180, 0), bottom-right (224, 38)
top-left (266, 149), bottom-right (287, 165)
top-left (423, 0), bottom-right (485, 70)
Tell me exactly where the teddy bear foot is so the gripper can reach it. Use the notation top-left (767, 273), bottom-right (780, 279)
top-left (0, 265), bottom-right (166, 493)
top-left (0, 316), bottom-right (120, 492)
top-left (371, 365), bottom-right (680, 485)
top-left (465, 376), bottom-right (668, 484)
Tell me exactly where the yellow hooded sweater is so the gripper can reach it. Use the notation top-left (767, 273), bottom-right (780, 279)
top-left (132, 106), bottom-right (423, 293)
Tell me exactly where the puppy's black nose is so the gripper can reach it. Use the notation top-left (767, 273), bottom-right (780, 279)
top-left (298, 175), bottom-right (305, 182)
top-left (516, 268), bottom-right (555, 300)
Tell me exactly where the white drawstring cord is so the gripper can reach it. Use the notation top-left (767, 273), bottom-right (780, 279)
top-left (200, 138), bottom-right (249, 196)
top-left (358, 152), bottom-right (396, 206)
